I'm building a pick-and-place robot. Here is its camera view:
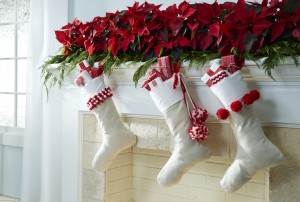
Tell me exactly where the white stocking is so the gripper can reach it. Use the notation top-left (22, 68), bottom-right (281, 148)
top-left (150, 78), bottom-right (211, 187)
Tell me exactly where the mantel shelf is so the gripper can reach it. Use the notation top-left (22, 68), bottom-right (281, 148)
top-left (52, 60), bottom-right (300, 128)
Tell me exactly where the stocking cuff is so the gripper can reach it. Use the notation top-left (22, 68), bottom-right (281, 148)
top-left (150, 77), bottom-right (184, 112)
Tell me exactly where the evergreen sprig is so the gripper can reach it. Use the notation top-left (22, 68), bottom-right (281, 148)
top-left (41, 39), bottom-right (300, 98)
top-left (241, 39), bottom-right (300, 79)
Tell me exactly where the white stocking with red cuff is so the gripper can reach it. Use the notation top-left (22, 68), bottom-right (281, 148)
top-left (202, 61), bottom-right (283, 192)
top-left (75, 70), bottom-right (137, 172)
top-left (150, 77), bottom-right (211, 187)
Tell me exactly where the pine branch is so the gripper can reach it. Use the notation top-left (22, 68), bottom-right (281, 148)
top-left (133, 57), bottom-right (157, 86)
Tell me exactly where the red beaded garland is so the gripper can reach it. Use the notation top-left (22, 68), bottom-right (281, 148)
top-left (86, 87), bottom-right (113, 110)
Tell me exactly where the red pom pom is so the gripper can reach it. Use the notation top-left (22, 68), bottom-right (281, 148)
top-left (216, 108), bottom-right (229, 120)
top-left (191, 107), bottom-right (208, 124)
top-left (189, 124), bottom-right (208, 142)
top-left (230, 100), bottom-right (242, 112)
top-left (242, 93), bottom-right (254, 105)
top-left (250, 90), bottom-right (260, 101)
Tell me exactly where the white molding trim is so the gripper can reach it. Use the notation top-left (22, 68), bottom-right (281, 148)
top-left (56, 62), bottom-right (300, 127)
top-left (78, 111), bottom-right (84, 202)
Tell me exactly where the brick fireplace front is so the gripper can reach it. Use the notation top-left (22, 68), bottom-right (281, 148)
top-left (79, 113), bottom-right (300, 202)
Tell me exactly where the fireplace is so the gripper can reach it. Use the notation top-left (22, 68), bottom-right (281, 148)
top-left (79, 113), bottom-right (300, 202)
top-left (57, 61), bottom-right (300, 202)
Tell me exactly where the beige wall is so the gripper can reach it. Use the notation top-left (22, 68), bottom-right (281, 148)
top-left (81, 114), bottom-right (300, 202)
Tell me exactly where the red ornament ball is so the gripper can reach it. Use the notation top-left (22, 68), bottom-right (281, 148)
top-left (230, 100), bottom-right (242, 112)
top-left (250, 90), bottom-right (260, 101)
top-left (242, 93), bottom-right (254, 105)
top-left (216, 108), bottom-right (229, 120)
top-left (189, 124), bottom-right (208, 142)
top-left (191, 107), bottom-right (208, 124)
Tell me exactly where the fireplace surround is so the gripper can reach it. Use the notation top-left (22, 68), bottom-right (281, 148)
top-left (57, 60), bottom-right (300, 202)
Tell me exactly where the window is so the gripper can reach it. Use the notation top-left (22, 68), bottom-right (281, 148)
top-left (0, 0), bottom-right (30, 128)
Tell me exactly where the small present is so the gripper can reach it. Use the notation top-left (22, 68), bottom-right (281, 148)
top-left (157, 56), bottom-right (173, 80)
top-left (202, 63), bottom-right (229, 87)
top-left (77, 60), bottom-right (90, 73)
top-left (77, 60), bottom-right (104, 79)
top-left (221, 55), bottom-right (244, 74)
top-left (142, 56), bottom-right (173, 91)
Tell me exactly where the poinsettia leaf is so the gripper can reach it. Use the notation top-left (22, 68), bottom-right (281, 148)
top-left (108, 37), bottom-right (121, 56)
top-left (209, 22), bottom-right (220, 37)
top-left (169, 20), bottom-right (183, 36)
top-left (121, 38), bottom-right (130, 52)
top-left (253, 19), bottom-right (273, 35)
top-left (270, 21), bottom-right (286, 42)
top-left (188, 22), bottom-right (199, 31)
top-left (166, 4), bottom-right (178, 17)
top-left (270, 0), bottom-right (279, 7)
top-left (199, 32), bottom-right (213, 50)
top-left (178, 1), bottom-right (195, 18)
top-left (181, 7), bottom-right (195, 18)
top-left (178, 36), bottom-right (190, 47)
top-left (154, 44), bottom-right (162, 56)
top-left (87, 43), bottom-right (96, 55)
top-left (159, 27), bottom-right (169, 42)
top-left (221, 2), bottom-right (236, 11)
top-left (211, 1), bottom-right (222, 16)
top-left (262, 0), bottom-right (268, 7)
top-left (256, 7), bottom-right (276, 20)
top-left (234, 8), bottom-right (256, 23)
top-left (195, 3), bottom-right (214, 24)
top-left (55, 31), bottom-right (68, 43)
top-left (162, 41), bottom-right (173, 49)
top-left (220, 24), bottom-right (232, 37)
top-left (236, 0), bottom-right (246, 8)
top-left (178, 1), bottom-right (189, 14)
top-left (137, 27), bottom-right (150, 36)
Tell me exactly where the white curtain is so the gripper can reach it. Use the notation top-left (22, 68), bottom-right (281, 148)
top-left (21, 0), bottom-right (68, 202)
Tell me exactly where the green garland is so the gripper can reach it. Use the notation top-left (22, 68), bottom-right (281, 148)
top-left (41, 38), bottom-right (300, 97)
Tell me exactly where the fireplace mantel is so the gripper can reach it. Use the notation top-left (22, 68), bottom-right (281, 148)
top-left (56, 59), bottom-right (300, 127)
